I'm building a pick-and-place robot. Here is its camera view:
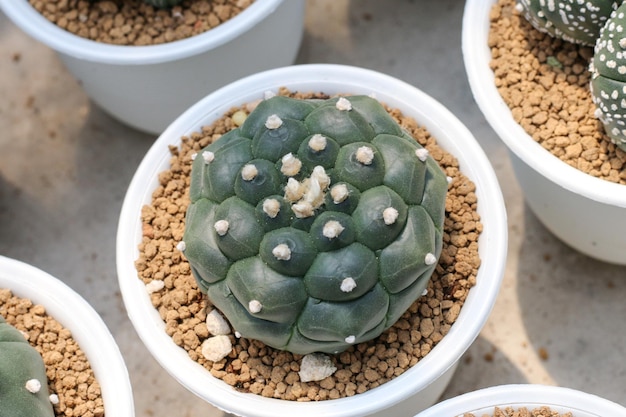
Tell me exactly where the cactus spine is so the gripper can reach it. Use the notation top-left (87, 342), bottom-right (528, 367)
top-left (0, 315), bottom-right (55, 417)
top-left (182, 95), bottom-right (449, 355)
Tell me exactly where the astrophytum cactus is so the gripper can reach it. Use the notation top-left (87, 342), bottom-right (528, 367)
top-left (0, 315), bottom-right (55, 417)
top-left (515, 0), bottom-right (620, 46)
top-left (515, 1), bottom-right (626, 151)
top-left (590, 3), bottom-right (626, 152)
top-left (182, 95), bottom-right (448, 355)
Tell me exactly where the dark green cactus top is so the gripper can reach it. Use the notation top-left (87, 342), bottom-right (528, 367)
top-left (182, 95), bottom-right (448, 355)
top-left (590, 3), bottom-right (626, 152)
top-left (0, 315), bottom-right (55, 417)
top-left (515, 0), bottom-right (619, 46)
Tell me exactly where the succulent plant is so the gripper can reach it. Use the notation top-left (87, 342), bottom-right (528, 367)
top-left (514, 0), bottom-right (620, 46)
top-left (181, 94), bottom-right (448, 355)
top-left (0, 315), bottom-right (55, 417)
top-left (590, 3), bottom-right (626, 152)
top-left (143, 0), bottom-right (182, 8)
top-left (515, 1), bottom-right (626, 152)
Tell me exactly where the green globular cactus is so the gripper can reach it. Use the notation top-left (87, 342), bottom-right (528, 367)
top-left (515, 0), bottom-right (619, 46)
top-left (182, 95), bottom-right (449, 355)
top-left (590, 4), bottom-right (626, 152)
top-left (143, 0), bottom-right (182, 8)
top-left (0, 315), bottom-right (55, 417)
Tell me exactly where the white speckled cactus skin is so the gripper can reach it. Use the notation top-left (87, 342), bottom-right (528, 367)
top-left (0, 315), bottom-right (55, 417)
top-left (182, 95), bottom-right (449, 355)
top-left (515, 0), bottom-right (620, 46)
top-left (516, 0), bottom-right (626, 151)
top-left (590, 4), bottom-right (626, 152)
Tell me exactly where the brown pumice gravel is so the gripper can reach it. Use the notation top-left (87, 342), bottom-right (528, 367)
top-left (0, 289), bottom-right (104, 417)
top-left (134, 88), bottom-right (482, 401)
top-left (463, 406), bottom-right (574, 417)
top-left (489, 0), bottom-right (626, 184)
top-left (28, 0), bottom-right (254, 46)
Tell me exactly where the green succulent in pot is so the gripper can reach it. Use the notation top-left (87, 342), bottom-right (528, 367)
top-left (515, 0), bottom-right (626, 152)
top-left (514, 0), bottom-right (619, 46)
top-left (590, 3), bottom-right (626, 152)
top-left (181, 94), bottom-right (449, 355)
top-left (0, 315), bottom-right (55, 417)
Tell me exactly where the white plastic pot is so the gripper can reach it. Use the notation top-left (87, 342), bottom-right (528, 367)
top-left (0, 255), bottom-right (134, 417)
top-left (415, 384), bottom-right (626, 417)
top-left (462, 0), bottom-right (626, 265)
top-left (116, 64), bottom-right (508, 416)
top-left (0, 0), bottom-right (306, 134)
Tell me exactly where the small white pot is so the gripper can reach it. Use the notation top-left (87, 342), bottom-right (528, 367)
top-left (0, 255), bottom-right (134, 417)
top-left (415, 384), bottom-right (626, 417)
top-left (462, 0), bottom-right (626, 265)
top-left (0, 0), bottom-right (306, 134)
top-left (116, 64), bottom-right (508, 416)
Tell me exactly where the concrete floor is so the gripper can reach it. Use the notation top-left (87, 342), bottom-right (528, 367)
top-left (1, 0), bottom-right (625, 416)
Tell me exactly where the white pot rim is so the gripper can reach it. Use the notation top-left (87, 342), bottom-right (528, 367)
top-left (462, 0), bottom-right (626, 208)
top-left (0, 255), bottom-right (134, 417)
top-left (415, 384), bottom-right (626, 416)
top-left (116, 63), bottom-right (508, 417)
top-left (0, 0), bottom-right (285, 65)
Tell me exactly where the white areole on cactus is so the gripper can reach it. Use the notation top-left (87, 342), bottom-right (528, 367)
top-left (265, 114), bottom-right (283, 129)
top-left (308, 133), bottom-right (327, 151)
top-left (262, 198), bottom-right (281, 218)
top-left (202, 150), bottom-right (215, 164)
top-left (214, 220), bottom-right (230, 236)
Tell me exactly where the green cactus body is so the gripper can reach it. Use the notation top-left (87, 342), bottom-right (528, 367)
top-left (143, 0), bottom-right (182, 8)
top-left (515, 0), bottom-right (619, 46)
top-left (0, 315), bottom-right (55, 417)
top-left (183, 95), bottom-right (448, 355)
top-left (590, 4), bottom-right (626, 152)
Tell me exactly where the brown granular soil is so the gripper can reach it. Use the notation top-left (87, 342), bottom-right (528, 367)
top-left (463, 406), bottom-right (574, 417)
top-left (134, 88), bottom-right (483, 401)
top-left (489, 0), bottom-right (626, 184)
top-left (28, 0), bottom-right (254, 46)
top-left (0, 289), bottom-right (104, 417)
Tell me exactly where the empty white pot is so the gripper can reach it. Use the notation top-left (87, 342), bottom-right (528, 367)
top-left (0, 0), bottom-right (306, 134)
top-left (0, 255), bottom-right (134, 417)
top-left (415, 384), bottom-right (626, 417)
top-left (116, 63), bottom-right (508, 416)
top-left (462, 0), bottom-right (626, 265)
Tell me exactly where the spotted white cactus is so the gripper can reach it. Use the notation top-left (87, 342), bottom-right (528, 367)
top-left (182, 95), bottom-right (448, 354)
top-left (515, 0), bottom-right (620, 46)
top-left (516, 1), bottom-right (626, 151)
top-left (590, 4), bottom-right (626, 151)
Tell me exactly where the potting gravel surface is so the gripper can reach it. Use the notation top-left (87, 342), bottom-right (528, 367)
top-left (463, 406), bottom-right (574, 417)
top-left (134, 89), bottom-right (482, 401)
top-left (489, 0), bottom-right (626, 185)
top-left (28, 0), bottom-right (254, 46)
top-left (0, 289), bottom-right (104, 417)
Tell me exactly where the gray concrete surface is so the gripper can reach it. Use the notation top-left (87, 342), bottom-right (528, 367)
top-left (0, 0), bottom-right (624, 416)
